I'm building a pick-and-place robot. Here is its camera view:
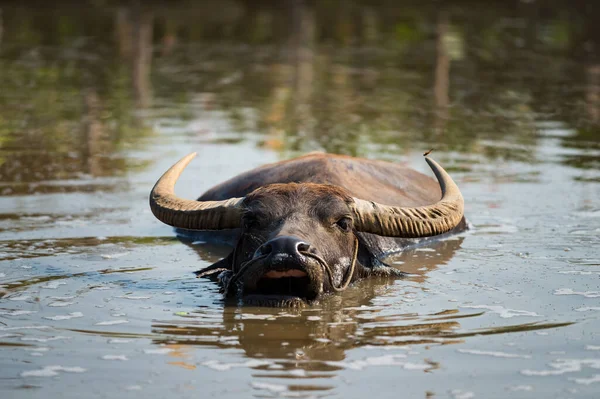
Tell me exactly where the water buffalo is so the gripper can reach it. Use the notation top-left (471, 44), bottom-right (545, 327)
top-left (150, 152), bottom-right (466, 306)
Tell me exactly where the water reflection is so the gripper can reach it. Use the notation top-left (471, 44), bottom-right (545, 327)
top-left (0, 3), bottom-right (154, 195)
top-left (143, 0), bottom-right (599, 163)
top-left (0, 3), bottom-right (598, 398)
top-left (151, 238), bottom-right (463, 360)
top-left (150, 304), bottom-right (569, 381)
top-left (150, 236), bottom-right (568, 371)
top-left (0, 0), bottom-right (598, 196)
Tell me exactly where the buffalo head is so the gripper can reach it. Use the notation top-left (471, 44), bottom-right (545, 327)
top-left (149, 153), bottom-right (464, 306)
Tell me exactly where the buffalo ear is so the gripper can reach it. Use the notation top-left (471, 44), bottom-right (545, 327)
top-left (355, 233), bottom-right (406, 278)
top-left (194, 251), bottom-right (234, 279)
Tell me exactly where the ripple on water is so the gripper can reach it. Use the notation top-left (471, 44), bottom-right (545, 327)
top-left (252, 381), bottom-right (334, 395)
top-left (460, 305), bottom-right (541, 318)
top-left (143, 347), bottom-right (173, 355)
top-left (101, 354), bottom-right (129, 361)
top-left (92, 286), bottom-right (111, 291)
top-left (554, 288), bottom-right (600, 298)
top-left (238, 313), bottom-right (276, 320)
top-left (7, 295), bottom-right (32, 301)
top-left (108, 339), bottom-right (132, 344)
top-left (95, 319), bottom-right (129, 326)
top-left (521, 358), bottom-right (600, 376)
top-left (457, 349), bottom-right (531, 359)
top-left (571, 210), bottom-right (600, 218)
top-left (117, 295), bottom-right (151, 300)
top-left (450, 389), bottom-right (475, 399)
top-left (47, 301), bottom-right (76, 307)
top-left (43, 312), bottom-right (84, 321)
top-left (326, 354), bottom-right (430, 371)
top-left (0, 325), bottom-right (52, 331)
top-left (570, 375), bottom-right (600, 385)
top-left (203, 359), bottom-right (271, 371)
top-left (0, 333), bottom-right (20, 339)
top-left (0, 310), bottom-right (37, 316)
top-left (100, 252), bottom-right (130, 259)
top-left (21, 336), bottom-right (70, 343)
top-left (41, 281), bottom-right (66, 289)
top-left (21, 365), bottom-right (87, 377)
top-left (24, 347), bottom-right (50, 352)
top-left (251, 382), bottom-right (287, 393)
top-left (558, 270), bottom-right (600, 275)
top-left (575, 307), bottom-right (600, 312)
top-left (508, 385), bottom-right (533, 391)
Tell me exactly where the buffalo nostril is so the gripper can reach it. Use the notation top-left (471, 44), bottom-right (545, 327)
top-left (297, 242), bottom-right (310, 253)
top-left (258, 236), bottom-right (311, 258)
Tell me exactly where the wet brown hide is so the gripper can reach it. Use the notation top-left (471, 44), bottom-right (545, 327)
top-left (198, 153), bottom-right (442, 207)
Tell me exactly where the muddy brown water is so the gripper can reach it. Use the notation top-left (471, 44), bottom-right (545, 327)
top-left (0, 1), bottom-right (599, 398)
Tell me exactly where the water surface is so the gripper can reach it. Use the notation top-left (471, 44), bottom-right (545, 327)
top-left (0, 1), bottom-right (599, 398)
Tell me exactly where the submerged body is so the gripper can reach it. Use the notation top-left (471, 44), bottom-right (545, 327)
top-left (150, 152), bottom-right (467, 306)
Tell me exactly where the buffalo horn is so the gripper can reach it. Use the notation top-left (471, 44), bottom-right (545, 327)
top-left (351, 157), bottom-right (464, 238)
top-left (149, 153), bottom-right (244, 230)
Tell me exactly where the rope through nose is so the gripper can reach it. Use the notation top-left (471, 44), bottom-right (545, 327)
top-left (224, 255), bottom-right (266, 297)
top-left (226, 237), bottom-right (359, 297)
top-left (302, 237), bottom-right (358, 292)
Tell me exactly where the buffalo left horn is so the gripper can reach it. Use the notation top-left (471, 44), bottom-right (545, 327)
top-left (351, 157), bottom-right (464, 238)
top-left (149, 153), bottom-right (244, 230)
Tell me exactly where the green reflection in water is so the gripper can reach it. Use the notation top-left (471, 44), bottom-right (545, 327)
top-left (0, 236), bottom-right (177, 261)
top-left (0, 0), bottom-right (598, 191)
top-left (0, 4), bottom-right (154, 194)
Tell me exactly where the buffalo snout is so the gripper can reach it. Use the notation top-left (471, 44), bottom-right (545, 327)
top-left (254, 236), bottom-right (311, 261)
top-left (235, 235), bottom-right (323, 302)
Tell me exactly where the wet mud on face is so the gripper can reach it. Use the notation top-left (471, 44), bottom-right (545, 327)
top-left (1, 1), bottom-right (600, 398)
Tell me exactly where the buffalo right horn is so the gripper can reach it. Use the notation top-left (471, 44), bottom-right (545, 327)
top-left (351, 157), bottom-right (464, 238)
top-left (149, 153), bottom-right (244, 230)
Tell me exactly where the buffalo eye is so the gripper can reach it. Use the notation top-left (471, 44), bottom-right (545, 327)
top-left (242, 212), bottom-right (258, 229)
top-left (334, 217), bottom-right (353, 232)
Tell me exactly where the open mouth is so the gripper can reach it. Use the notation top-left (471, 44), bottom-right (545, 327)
top-left (254, 268), bottom-right (313, 300)
top-left (263, 269), bottom-right (308, 278)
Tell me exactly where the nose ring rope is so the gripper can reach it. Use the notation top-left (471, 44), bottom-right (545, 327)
top-left (303, 237), bottom-right (358, 292)
top-left (224, 253), bottom-right (265, 297)
top-left (225, 237), bottom-right (359, 297)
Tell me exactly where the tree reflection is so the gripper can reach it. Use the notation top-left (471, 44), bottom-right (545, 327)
top-left (0, 3), bottom-right (154, 194)
top-left (433, 10), bottom-right (450, 133)
top-left (0, 8), bottom-right (3, 45)
top-left (586, 64), bottom-right (600, 124)
top-left (130, 4), bottom-right (153, 108)
top-left (147, 0), bottom-right (598, 165)
top-left (0, 0), bottom-right (598, 193)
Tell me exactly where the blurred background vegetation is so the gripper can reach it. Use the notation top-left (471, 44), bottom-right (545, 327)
top-left (0, 0), bottom-right (598, 193)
